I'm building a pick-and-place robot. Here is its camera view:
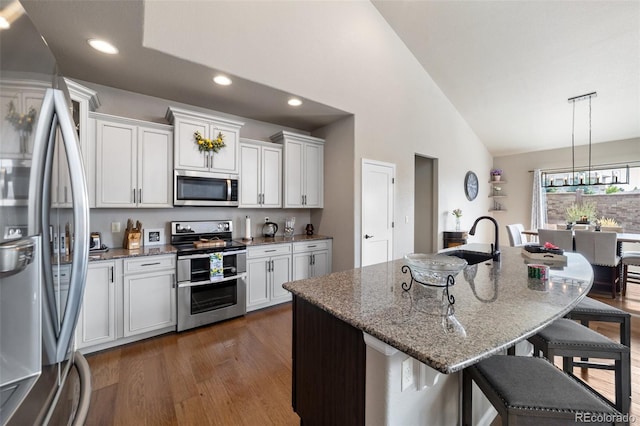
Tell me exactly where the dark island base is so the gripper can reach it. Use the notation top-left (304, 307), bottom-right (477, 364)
top-left (292, 297), bottom-right (366, 425)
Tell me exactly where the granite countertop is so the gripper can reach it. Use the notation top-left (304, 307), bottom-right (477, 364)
top-left (237, 234), bottom-right (332, 246)
top-left (283, 244), bottom-right (593, 374)
top-left (86, 244), bottom-right (177, 262)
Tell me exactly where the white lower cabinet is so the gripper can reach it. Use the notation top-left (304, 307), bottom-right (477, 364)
top-left (123, 264), bottom-right (176, 337)
top-left (76, 254), bottom-right (177, 353)
top-left (76, 260), bottom-right (118, 349)
top-left (246, 244), bottom-right (292, 312)
top-left (292, 240), bottom-right (332, 281)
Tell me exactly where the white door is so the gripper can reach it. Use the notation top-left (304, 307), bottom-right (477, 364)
top-left (304, 143), bottom-right (323, 208)
top-left (76, 261), bottom-right (116, 349)
top-left (174, 118), bottom-right (208, 171)
top-left (270, 255), bottom-right (292, 301)
top-left (239, 143), bottom-right (261, 207)
top-left (138, 127), bottom-right (172, 207)
top-left (262, 145), bottom-right (282, 207)
top-left (311, 250), bottom-right (330, 277)
top-left (96, 120), bottom-right (137, 207)
top-left (247, 258), bottom-right (270, 310)
top-left (123, 270), bottom-right (176, 337)
top-left (361, 160), bottom-right (395, 267)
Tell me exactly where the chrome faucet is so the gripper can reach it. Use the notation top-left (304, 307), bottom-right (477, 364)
top-left (469, 216), bottom-right (501, 262)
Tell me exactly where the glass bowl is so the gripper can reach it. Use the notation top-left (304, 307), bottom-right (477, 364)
top-left (404, 253), bottom-right (468, 286)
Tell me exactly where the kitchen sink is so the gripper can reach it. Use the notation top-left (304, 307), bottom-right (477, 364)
top-left (443, 250), bottom-right (493, 265)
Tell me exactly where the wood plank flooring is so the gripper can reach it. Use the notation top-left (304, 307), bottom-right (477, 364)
top-left (85, 286), bottom-right (640, 425)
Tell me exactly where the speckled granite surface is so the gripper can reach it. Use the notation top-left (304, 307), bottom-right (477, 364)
top-left (283, 245), bottom-right (593, 374)
top-left (87, 244), bottom-right (177, 261)
top-left (236, 234), bottom-right (332, 246)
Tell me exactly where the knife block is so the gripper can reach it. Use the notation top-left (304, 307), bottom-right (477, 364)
top-left (123, 229), bottom-right (141, 250)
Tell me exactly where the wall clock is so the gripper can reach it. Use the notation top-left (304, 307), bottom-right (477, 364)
top-left (464, 171), bottom-right (479, 201)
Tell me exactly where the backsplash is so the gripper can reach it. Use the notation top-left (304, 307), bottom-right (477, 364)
top-left (90, 207), bottom-right (312, 248)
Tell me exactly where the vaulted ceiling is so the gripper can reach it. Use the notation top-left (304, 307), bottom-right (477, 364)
top-left (18, 0), bottom-right (640, 156)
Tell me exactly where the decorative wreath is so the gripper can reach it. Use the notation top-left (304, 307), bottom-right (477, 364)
top-left (194, 130), bottom-right (225, 153)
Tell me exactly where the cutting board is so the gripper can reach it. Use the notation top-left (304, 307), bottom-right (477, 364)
top-left (193, 239), bottom-right (226, 249)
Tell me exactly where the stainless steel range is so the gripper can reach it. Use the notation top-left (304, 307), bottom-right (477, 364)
top-left (171, 220), bottom-right (246, 332)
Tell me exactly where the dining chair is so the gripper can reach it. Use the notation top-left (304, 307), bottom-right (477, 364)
top-left (621, 251), bottom-right (640, 297)
top-left (574, 230), bottom-right (620, 298)
top-left (601, 226), bottom-right (623, 233)
top-left (505, 224), bottom-right (526, 247)
top-left (537, 229), bottom-right (573, 251)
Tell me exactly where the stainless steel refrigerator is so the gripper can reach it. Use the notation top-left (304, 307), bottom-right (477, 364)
top-left (0, 1), bottom-right (91, 424)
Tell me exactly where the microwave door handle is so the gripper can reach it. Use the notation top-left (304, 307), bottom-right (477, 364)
top-left (227, 179), bottom-right (232, 201)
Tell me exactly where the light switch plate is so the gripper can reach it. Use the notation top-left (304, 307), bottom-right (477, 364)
top-left (111, 222), bottom-right (120, 233)
top-left (401, 357), bottom-right (414, 391)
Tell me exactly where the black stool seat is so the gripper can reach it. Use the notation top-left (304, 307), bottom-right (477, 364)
top-left (528, 318), bottom-right (631, 414)
top-left (463, 355), bottom-right (622, 425)
top-left (565, 297), bottom-right (630, 346)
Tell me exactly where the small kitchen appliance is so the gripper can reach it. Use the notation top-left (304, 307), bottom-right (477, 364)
top-left (262, 220), bottom-right (278, 238)
top-left (170, 220), bottom-right (247, 332)
top-left (89, 232), bottom-right (102, 250)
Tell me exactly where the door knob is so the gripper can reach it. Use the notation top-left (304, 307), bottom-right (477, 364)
top-left (364, 234), bottom-right (374, 239)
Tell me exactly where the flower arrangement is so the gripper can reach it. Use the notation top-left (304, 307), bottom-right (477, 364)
top-left (6, 101), bottom-right (37, 133)
top-left (565, 201), bottom-right (597, 223)
top-left (452, 208), bottom-right (462, 218)
top-left (194, 130), bottom-right (225, 153)
top-left (490, 168), bottom-right (502, 176)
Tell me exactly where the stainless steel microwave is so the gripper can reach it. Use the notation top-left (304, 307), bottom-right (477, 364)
top-left (174, 169), bottom-right (238, 206)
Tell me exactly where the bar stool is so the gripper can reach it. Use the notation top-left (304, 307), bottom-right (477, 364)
top-left (528, 318), bottom-right (631, 414)
top-left (565, 297), bottom-right (631, 347)
top-left (621, 251), bottom-right (640, 296)
top-left (462, 355), bottom-right (622, 425)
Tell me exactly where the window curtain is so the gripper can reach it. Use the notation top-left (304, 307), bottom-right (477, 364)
top-left (531, 169), bottom-right (547, 232)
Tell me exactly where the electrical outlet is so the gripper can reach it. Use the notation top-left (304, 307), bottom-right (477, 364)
top-left (401, 357), bottom-right (414, 391)
top-left (111, 222), bottom-right (120, 233)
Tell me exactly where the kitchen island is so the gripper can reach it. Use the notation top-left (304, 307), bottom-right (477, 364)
top-left (283, 244), bottom-right (594, 425)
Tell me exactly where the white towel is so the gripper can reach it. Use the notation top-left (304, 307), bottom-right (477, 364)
top-left (210, 252), bottom-right (223, 280)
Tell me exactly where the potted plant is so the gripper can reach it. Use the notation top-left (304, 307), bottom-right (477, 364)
top-left (565, 201), bottom-right (597, 224)
top-left (490, 168), bottom-right (502, 181)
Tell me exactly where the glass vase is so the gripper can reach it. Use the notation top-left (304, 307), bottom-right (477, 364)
top-left (455, 217), bottom-right (461, 231)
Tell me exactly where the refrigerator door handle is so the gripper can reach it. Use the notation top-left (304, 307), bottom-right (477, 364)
top-left (53, 89), bottom-right (90, 364)
top-left (32, 89), bottom-right (90, 365)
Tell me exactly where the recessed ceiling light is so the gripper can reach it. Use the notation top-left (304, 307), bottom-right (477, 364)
top-left (88, 39), bottom-right (119, 55)
top-left (213, 75), bottom-right (232, 86)
top-left (0, 17), bottom-right (9, 30)
top-left (288, 98), bottom-right (302, 107)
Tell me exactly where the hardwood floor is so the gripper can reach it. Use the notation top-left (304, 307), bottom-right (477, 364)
top-left (85, 286), bottom-right (640, 425)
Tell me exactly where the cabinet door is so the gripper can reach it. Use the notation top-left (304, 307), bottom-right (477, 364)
top-left (123, 270), bottom-right (176, 337)
top-left (0, 89), bottom-right (44, 158)
top-left (262, 145), bottom-right (282, 208)
top-left (239, 143), bottom-right (261, 207)
top-left (96, 120), bottom-right (137, 207)
top-left (209, 124), bottom-right (239, 174)
top-left (174, 118), bottom-right (208, 171)
top-left (292, 252), bottom-right (312, 281)
top-left (76, 261), bottom-right (117, 349)
top-left (270, 255), bottom-right (291, 302)
top-left (304, 143), bottom-right (324, 208)
top-left (247, 257), bottom-right (270, 311)
top-left (284, 139), bottom-right (305, 208)
top-left (138, 126), bottom-right (172, 207)
top-left (311, 250), bottom-right (330, 278)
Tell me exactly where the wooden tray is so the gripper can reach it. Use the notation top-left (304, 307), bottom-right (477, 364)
top-left (193, 239), bottom-right (226, 249)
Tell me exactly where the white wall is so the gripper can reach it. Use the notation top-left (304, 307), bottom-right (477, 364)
top-left (493, 137), bottom-right (640, 245)
top-left (143, 1), bottom-right (494, 267)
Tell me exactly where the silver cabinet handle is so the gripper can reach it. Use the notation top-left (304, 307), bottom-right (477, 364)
top-left (133, 188), bottom-right (136, 203)
top-left (364, 234), bottom-right (374, 239)
top-left (139, 188), bottom-right (142, 204)
top-left (141, 262), bottom-right (161, 267)
top-left (271, 260), bottom-right (274, 272)
top-left (110, 266), bottom-right (114, 283)
top-left (312, 254), bottom-right (316, 265)
top-left (64, 186), bottom-right (68, 203)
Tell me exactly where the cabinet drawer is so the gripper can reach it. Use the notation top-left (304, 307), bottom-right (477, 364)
top-left (124, 254), bottom-right (175, 274)
top-left (293, 240), bottom-right (331, 253)
top-left (248, 243), bottom-right (292, 259)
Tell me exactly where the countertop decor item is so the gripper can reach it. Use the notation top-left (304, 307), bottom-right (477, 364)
top-left (143, 228), bottom-right (165, 247)
top-left (452, 209), bottom-right (462, 231)
top-left (262, 219), bottom-right (278, 238)
top-left (490, 168), bottom-right (502, 181)
top-left (243, 216), bottom-right (253, 241)
top-left (285, 217), bottom-right (296, 237)
top-left (305, 223), bottom-right (314, 235)
top-left (194, 130), bottom-right (225, 153)
top-left (464, 171), bottom-right (478, 201)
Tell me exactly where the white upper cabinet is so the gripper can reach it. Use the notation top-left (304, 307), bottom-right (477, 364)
top-left (239, 138), bottom-right (282, 208)
top-left (166, 107), bottom-right (244, 176)
top-left (94, 113), bottom-right (172, 208)
top-left (270, 131), bottom-right (324, 208)
top-left (0, 80), bottom-right (48, 158)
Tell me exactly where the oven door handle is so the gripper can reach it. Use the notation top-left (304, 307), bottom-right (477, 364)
top-left (177, 250), bottom-right (246, 261)
top-left (178, 273), bottom-right (247, 288)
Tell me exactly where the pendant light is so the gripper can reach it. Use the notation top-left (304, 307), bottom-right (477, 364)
top-left (567, 92), bottom-right (597, 185)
